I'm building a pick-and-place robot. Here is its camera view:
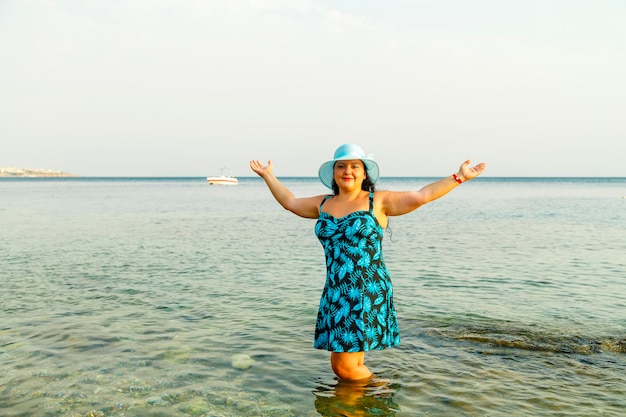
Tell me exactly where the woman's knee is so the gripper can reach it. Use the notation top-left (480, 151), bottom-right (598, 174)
top-left (331, 359), bottom-right (354, 380)
top-left (330, 352), bottom-right (370, 380)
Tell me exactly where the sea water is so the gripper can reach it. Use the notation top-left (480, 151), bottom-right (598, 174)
top-left (1, 177), bottom-right (624, 417)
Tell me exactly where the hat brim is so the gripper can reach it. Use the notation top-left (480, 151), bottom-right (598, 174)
top-left (318, 159), bottom-right (379, 190)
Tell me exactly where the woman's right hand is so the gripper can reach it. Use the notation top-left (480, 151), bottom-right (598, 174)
top-left (249, 160), bottom-right (273, 178)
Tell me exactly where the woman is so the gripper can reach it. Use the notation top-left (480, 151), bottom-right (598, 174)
top-left (250, 144), bottom-right (486, 381)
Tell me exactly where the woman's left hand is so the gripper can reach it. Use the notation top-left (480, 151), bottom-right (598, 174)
top-left (458, 160), bottom-right (487, 181)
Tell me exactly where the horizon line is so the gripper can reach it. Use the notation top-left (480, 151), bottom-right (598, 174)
top-left (2, 175), bottom-right (625, 179)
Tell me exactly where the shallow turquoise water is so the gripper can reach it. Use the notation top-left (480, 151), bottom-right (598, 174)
top-left (1, 177), bottom-right (624, 416)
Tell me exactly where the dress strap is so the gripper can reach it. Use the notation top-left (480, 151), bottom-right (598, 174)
top-left (368, 192), bottom-right (375, 213)
top-left (319, 195), bottom-right (332, 211)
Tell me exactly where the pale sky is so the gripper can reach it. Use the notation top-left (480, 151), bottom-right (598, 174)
top-left (1, 0), bottom-right (625, 177)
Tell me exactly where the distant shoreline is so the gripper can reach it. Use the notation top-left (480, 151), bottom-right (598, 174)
top-left (0, 167), bottom-right (78, 177)
top-left (2, 175), bottom-right (624, 181)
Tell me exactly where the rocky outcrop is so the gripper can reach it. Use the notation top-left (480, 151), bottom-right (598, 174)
top-left (0, 167), bottom-right (78, 177)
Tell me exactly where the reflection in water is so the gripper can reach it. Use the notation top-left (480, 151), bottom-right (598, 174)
top-left (313, 376), bottom-right (400, 417)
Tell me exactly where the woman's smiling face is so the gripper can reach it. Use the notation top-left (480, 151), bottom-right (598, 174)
top-left (333, 159), bottom-right (365, 189)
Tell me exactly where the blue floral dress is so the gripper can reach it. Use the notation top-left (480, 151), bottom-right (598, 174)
top-left (313, 192), bottom-right (400, 352)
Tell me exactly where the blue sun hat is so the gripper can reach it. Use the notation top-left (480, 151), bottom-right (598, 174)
top-left (318, 144), bottom-right (380, 189)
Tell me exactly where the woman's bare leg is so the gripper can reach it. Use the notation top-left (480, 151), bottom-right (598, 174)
top-left (330, 352), bottom-right (373, 381)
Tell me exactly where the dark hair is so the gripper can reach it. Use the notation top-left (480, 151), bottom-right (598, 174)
top-left (331, 164), bottom-right (377, 195)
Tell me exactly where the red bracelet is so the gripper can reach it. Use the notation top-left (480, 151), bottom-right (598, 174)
top-left (452, 173), bottom-right (463, 184)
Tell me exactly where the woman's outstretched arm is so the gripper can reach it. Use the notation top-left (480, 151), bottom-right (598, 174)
top-left (380, 159), bottom-right (487, 217)
top-left (250, 160), bottom-right (324, 219)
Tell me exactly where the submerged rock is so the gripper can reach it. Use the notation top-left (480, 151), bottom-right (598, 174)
top-left (178, 399), bottom-right (210, 415)
top-left (230, 354), bottom-right (255, 370)
top-left (146, 396), bottom-right (170, 406)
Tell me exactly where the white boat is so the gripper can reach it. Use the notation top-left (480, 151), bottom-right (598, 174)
top-left (206, 175), bottom-right (238, 185)
top-left (207, 168), bottom-right (238, 185)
